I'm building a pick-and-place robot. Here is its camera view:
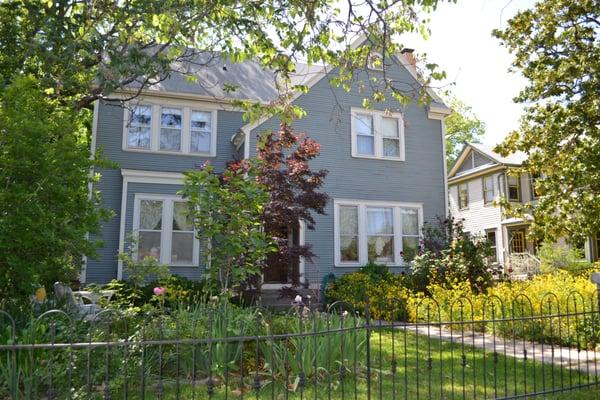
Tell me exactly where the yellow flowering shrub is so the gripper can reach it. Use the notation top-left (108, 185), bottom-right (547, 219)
top-left (409, 271), bottom-right (599, 348)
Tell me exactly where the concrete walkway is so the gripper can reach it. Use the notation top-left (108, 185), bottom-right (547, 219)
top-left (391, 323), bottom-right (600, 375)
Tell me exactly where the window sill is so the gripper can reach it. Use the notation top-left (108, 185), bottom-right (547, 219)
top-left (123, 147), bottom-right (216, 158)
top-left (169, 263), bottom-right (200, 268)
top-left (351, 154), bottom-right (405, 162)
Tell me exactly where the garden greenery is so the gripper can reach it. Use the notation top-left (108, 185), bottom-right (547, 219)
top-left (180, 165), bottom-right (276, 295)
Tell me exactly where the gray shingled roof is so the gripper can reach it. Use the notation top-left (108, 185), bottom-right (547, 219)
top-left (469, 142), bottom-right (528, 166)
top-left (143, 53), bottom-right (280, 103)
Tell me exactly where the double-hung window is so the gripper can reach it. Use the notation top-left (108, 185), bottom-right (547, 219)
top-left (351, 108), bottom-right (404, 160)
top-left (486, 229), bottom-right (498, 263)
top-left (335, 200), bottom-right (422, 266)
top-left (127, 105), bottom-right (152, 149)
top-left (483, 175), bottom-right (494, 204)
top-left (458, 183), bottom-right (469, 209)
top-left (124, 102), bottom-right (217, 156)
top-left (529, 173), bottom-right (541, 200)
top-left (507, 174), bottom-right (521, 202)
top-left (366, 207), bottom-right (395, 263)
top-left (190, 111), bottom-right (212, 153)
top-left (134, 195), bottom-right (199, 266)
top-left (160, 107), bottom-right (183, 151)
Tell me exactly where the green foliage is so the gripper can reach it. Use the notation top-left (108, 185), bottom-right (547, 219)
top-left (410, 217), bottom-right (494, 293)
top-left (538, 242), bottom-right (591, 275)
top-left (412, 271), bottom-right (599, 348)
top-left (103, 275), bottom-right (208, 313)
top-left (0, 76), bottom-right (111, 311)
top-left (180, 165), bottom-right (276, 294)
top-left (492, 0), bottom-right (600, 242)
top-left (444, 95), bottom-right (486, 168)
top-left (118, 236), bottom-right (172, 289)
top-left (0, 0), bottom-right (450, 116)
top-left (325, 264), bottom-right (413, 321)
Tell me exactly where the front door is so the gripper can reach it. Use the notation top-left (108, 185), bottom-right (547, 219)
top-left (509, 229), bottom-right (527, 253)
top-left (263, 226), bottom-right (300, 284)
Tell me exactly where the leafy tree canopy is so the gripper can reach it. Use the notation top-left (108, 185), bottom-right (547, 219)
top-left (0, 0), bottom-right (451, 117)
top-left (493, 0), bottom-right (600, 243)
top-left (444, 95), bottom-right (485, 168)
top-left (0, 76), bottom-right (111, 309)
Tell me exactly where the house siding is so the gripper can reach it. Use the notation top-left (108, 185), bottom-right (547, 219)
top-left (249, 64), bottom-right (446, 281)
top-left (449, 172), bottom-right (505, 264)
top-left (86, 101), bottom-right (245, 283)
top-left (88, 60), bottom-right (447, 284)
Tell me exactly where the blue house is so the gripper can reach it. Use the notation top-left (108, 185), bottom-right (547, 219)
top-left (84, 44), bottom-right (451, 289)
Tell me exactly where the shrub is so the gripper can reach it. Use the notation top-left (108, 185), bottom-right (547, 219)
top-left (538, 242), bottom-right (591, 275)
top-left (409, 217), bottom-right (494, 293)
top-left (411, 270), bottom-right (599, 348)
top-left (325, 264), bottom-right (412, 321)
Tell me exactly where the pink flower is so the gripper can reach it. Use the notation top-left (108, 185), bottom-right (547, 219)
top-left (153, 287), bottom-right (166, 296)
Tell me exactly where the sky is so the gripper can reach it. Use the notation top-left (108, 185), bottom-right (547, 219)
top-left (404, 0), bottom-right (537, 146)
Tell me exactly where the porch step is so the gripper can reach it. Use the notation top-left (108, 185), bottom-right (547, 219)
top-left (258, 288), bottom-right (321, 311)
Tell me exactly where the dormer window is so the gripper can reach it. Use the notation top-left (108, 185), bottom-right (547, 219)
top-left (351, 108), bottom-right (405, 161)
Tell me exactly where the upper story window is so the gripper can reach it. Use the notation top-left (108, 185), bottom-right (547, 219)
top-left (507, 174), bottom-right (521, 202)
top-left (134, 195), bottom-right (199, 266)
top-left (127, 105), bottom-right (152, 149)
top-left (351, 108), bottom-right (405, 161)
top-left (483, 175), bottom-right (494, 204)
top-left (335, 200), bottom-right (422, 267)
top-left (529, 173), bottom-right (541, 200)
top-left (160, 107), bottom-right (183, 151)
top-left (124, 102), bottom-right (217, 156)
top-left (458, 183), bottom-right (469, 209)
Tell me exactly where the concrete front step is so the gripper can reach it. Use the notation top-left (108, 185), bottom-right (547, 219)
top-left (258, 288), bottom-right (321, 310)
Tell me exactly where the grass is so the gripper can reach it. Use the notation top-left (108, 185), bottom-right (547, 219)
top-left (77, 329), bottom-right (599, 399)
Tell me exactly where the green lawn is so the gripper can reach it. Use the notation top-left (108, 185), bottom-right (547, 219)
top-left (93, 329), bottom-right (599, 399)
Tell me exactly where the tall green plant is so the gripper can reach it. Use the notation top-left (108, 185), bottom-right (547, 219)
top-left (0, 76), bottom-right (111, 310)
top-left (180, 165), bottom-right (275, 294)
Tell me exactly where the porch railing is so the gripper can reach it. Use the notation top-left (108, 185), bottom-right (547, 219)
top-left (504, 252), bottom-right (541, 278)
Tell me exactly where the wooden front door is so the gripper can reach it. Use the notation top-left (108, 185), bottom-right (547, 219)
top-left (263, 226), bottom-right (300, 284)
top-left (509, 229), bottom-right (526, 253)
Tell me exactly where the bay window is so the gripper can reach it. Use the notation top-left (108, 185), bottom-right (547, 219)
top-left (335, 200), bottom-right (422, 266)
top-left (134, 195), bottom-right (199, 266)
top-left (351, 108), bottom-right (405, 160)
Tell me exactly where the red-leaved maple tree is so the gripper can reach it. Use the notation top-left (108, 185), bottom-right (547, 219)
top-left (230, 123), bottom-right (328, 287)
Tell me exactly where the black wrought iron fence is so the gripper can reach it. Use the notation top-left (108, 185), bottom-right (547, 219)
top-left (1, 291), bottom-right (599, 399)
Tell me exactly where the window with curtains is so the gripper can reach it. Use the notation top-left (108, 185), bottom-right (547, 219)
top-left (124, 102), bottom-right (217, 156)
top-left (351, 108), bottom-right (404, 160)
top-left (134, 196), bottom-right (199, 266)
top-left (335, 201), bottom-right (422, 266)
top-left (160, 107), bottom-right (182, 151)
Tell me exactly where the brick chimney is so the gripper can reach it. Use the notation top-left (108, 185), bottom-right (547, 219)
top-left (401, 48), bottom-right (416, 69)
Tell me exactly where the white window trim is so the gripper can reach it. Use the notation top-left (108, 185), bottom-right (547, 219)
top-left (458, 182), bottom-right (469, 210)
top-left (123, 100), bottom-right (218, 157)
top-left (333, 199), bottom-right (423, 267)
top-left (482, 175), bottom-right (495, 205)
top-left (132, 193), bottom-right (200, 267)
top-left (350, 107), bottom-right (405, 161)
